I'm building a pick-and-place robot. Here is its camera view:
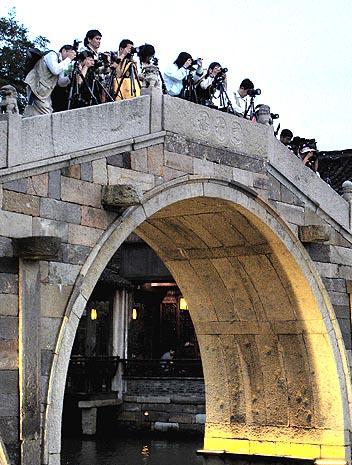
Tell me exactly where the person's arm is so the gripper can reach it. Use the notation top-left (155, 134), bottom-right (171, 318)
top-left (164, 64), bottom-right (187, 82)
top-left (44, 51), bottom-right (74, 76)
top-left (200, 76), bottom-right (213, 89)
top-left (232, 92), bottom-right (245, 115)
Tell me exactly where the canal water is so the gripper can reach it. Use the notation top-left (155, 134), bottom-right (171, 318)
top-left (61, 436), bottom-right (203, 465)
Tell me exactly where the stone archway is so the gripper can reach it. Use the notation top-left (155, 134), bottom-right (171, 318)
top-left (44, 177), bottom-right (351, 465)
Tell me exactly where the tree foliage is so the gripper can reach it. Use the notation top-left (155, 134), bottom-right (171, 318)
top-left (0, 8), bottom-right (49, 111)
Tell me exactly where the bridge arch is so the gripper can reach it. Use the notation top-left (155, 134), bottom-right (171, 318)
top-left (44, 176), bottom-right (351, 465)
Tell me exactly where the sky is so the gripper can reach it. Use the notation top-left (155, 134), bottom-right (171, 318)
top-left (1, 0), bottom-right (351, 150)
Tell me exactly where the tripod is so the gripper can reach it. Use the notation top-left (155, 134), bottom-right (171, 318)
top-left (113, 59), bottom-right (141, 100)
top-left (181, 70), bottom-right (198, 103)
top-left (243, 95), bottom-right (257, 121)
top-left (67, 61), bottom-right (97, 109)
top-left (213, 80), bottom-right (235, 114)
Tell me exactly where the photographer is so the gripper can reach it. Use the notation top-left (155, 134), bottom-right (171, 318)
top-left (24, 44), bottom-right (76, 116)
top-left (111, 39), bottom-right (141, 100)
top-left (233, 78), bottom-right (254, 117)
top-left (299, 143), bottom-right (319, 174)
top-left (83, 29), bottom-right (102, 60)
top-left (196, 62), bottom-right (225, 106)
top-left (163, 52), bottom-right (202, 98)
top-left (280, 128), bottom-right (293, 146)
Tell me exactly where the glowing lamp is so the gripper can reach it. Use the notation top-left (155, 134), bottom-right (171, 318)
top-left (90, 308), bottom-right (97, 320)
top-left (179, 297), bottom-right (188, 310)
top-left (132, 308), bottom-right (138, 320)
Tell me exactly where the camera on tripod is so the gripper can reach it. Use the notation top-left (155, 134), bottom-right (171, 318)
top-left (247, 88), bottom-right (261, 97)
top-left (271, 113), bottom-right (279, 119)
top-left (72, 39), bottom-right (81, 52)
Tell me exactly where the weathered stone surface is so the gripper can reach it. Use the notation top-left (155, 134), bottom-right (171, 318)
top-left (0, 394), bottom-right (18, 417)
top-left (48, 170), bottom-right (61, 200)
top-left (40, 198), bottom-right (81, 224)
top-left (153, 421), bottom-right (179, 432)
top-left (0, 119), bottom-right (7, 168)
top-left (0, 273), bottom-right (18, 294)
top-left (40, 284), bottom-right (72, 317)
top-left (0, 416), bottom-right (18, 443)
top-left (130, 148), bottom-right (148, 172)
top-left (32, 218), bottom-right (69, 242)
top-left (102, 185), bottom-right (143, 210)
top-left (27, 173), bottom-right (49, 197)
top-left (0, 316), bottom-right (17, 339)
top-left (0, 258), bottom-right (18, 274)
top-left (147, 144), bottom-right (164, 176)
top-left (80, 162), bottom-right (93, 182)
top-left (164, 150), bottom-right (193, 173)
top-left (0, 209), bottom-right (32, 237)
top-left (61, 243), bottom-right (91, 265)
top-left (81, 206), bottom-right (114, 229)
top-left (40, 317), bottom-right (61, 351)
top-left (92, 159), bottom-right (108, 185)
top-left (47, 262), bottom-right (80, 286)
top-left (12, 236), bottom-right (61, 260)
top-left (61, 165), bottom-right (80, 179)
top-left (0, 237), bottom-right (13, 257)
top-left (61, 177), bottom-right (102, 208)
top-left (0, 339), bottom-right (17, 369)
top-left (3, 179), bottom-right (28, 193)
top-left (299, 225), bottom-right (331, 243)
top-left (0, 370), bottom-right (18, 393)
top-left (107, 165), bottom-right (155, 190)
top-left (41, 350), bottom-right (54, 376)
top-left (68, 224), bottom-right (102, 247)
top-left (106, 152), bottom-right (131, 168)
top-left (0, 294), bottom-right (18, 316)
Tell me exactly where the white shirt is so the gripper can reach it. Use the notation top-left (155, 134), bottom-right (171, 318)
top-left (43, 51), bottom-right (72, 87)
top-left (233, 89), bottom-right (248, 116)
top-left (163, 63), bottom-right (188, 96)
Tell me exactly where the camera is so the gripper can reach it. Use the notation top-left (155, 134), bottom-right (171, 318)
top-left (247, 88), bottom-right (261, 97)
top-left (73, 39), bottom-right (81, 52)
top-left (192, 58), bottom-right (202, 66)
top-left (152, 57), bottom-right (159, 66)
top-left (271, 113), bottom-right (279, 119)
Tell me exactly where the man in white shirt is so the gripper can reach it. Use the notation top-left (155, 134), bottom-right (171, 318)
top-left (24, 45), bottom-right (76, 116)
top-left (233, 78), bottom-right (254, 117)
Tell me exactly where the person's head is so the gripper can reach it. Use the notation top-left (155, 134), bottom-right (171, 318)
top-left (137, 43), bottom-right (155, 64)
top-left (280, 129), bottom-right (293, 146)
top-left (239, 78), bottom-right (254, 97)
top-left (59, 45), bottom-right (75, 60)
top-left (119, 39), bottom-right (134, 55)
top-left (84, 29), bottom-right (102, 51)
top-left (208, 61), bottom-right (221, 77)
top-left (174, 52), bottom-right (192, 69)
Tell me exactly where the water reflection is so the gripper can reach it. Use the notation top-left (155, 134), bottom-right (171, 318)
top-left (61, 436), bottom-right (203, 465)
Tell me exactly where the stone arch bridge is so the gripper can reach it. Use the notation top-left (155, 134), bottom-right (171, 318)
top-left (0, 90), bottom-right (352, 465)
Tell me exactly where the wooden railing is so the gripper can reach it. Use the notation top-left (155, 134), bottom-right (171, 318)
top-left (121, 358), bottom-right (203, 378)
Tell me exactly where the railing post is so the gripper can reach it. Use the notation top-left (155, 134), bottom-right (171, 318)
top-left (141, 87), bottom-right (163, 133)
top-left (342, 180), bottom-right (352, 230)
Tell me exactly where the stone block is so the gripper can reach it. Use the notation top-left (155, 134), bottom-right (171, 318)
top-left (147, 144), bottom-right (164, 176)
top-left (106, 152), bottom-right (131, 168)
top-left (102, 185), bottom-right (143, 210)
top-left (314, 261), bottom-right (339, 278)
top-left (0, 294), bottom-right (18, 316)
top-left (32, 218), bottom-right (69, 242)
top-left (107, 165), bottom-right (155, 191)
top-left (0, 237), bottom-right (13, 257)
top-left (130, 148), bottom-right (148, 172)
top-left (80, 162), bottom-right (93, 182)
top-left (0, 394), bottom-right (18, 417)
top-left (92, 159), bottom-right (108, 185)
top-left (322, 278), bottom-right (347, 293)
top-left (13, 236), bottom-right (61, 260)
top-left (299, 225), bottom-right (330, 243)
top-left (48, 262), bottom-right (80, 286)
top-left (61, 243), bottom-right (91, 265)
top-left (0, 417), bottom-right (18, 443)
top-left (18, 114), bottom-right (54, 165)
top-left (61, 177), bottom-right (102, 208)
top-left (40, 283), bottom-right (73, 317)
top-left (0, 210), bottom-right (32, 238)
top-left (68, 224), bottom-right (102, 247)
top-left (27, 173), bottom-right (49, 197)
top-left (193, 158), bottom-right (214, 176)
top-left (0, 339), bottom-right (17, 369)
top-left (281, 185), bottom-right (305, 206)
top-left (0, 273), bottom-right (18, 294)
top-left (162, 166), bottom-right (186, 181)
top-left (81, 407), bottom-right (97, 435)
top-left (3, 178), bottom-right (28, 193)
top-left (337, 318), bottom-right (352, 350)
top-left (41, 349), bottom-right (54, 376)
top-left (327, 291), bottom-right (349, 306)
top-left (0, 370), bottom-right (18, 394)
top-left (52, 98), bottom-right (150, 155)
top-left (61, 165), bottom-right (80, 179)
top-left (0, 316), bottom-right (17, 339)
top-left (164, 150), bottom-right (193, 173)
top-left (333, 305), bottom-right (350, 319)
top-left (169, 413), bottom-right (194, 423)
top-left (81, 206), bottom-right (114, 229)
top-left (275, 202), bottom-right (305, 225)
top-left (40, 317), bottom-right (61, 351)
top-left (48, 170), bottom-right (61, 200)
top-left (0, 119), bottom-right (7, 168)
top-left (153, 421), bottom-right (179, 432)
top-left (0, 258), bottom-right (18, 274)
top-left (40, 198), bottom-right (81, 224)
top-left (2, 190), bottom-right (40, 216)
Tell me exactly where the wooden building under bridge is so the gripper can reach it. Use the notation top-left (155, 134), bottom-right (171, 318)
top-left (63, 233), bottom-right (205, 436)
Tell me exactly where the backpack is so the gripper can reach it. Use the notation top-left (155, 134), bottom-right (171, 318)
top-left (24, 48), bottom-right (51, 77)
